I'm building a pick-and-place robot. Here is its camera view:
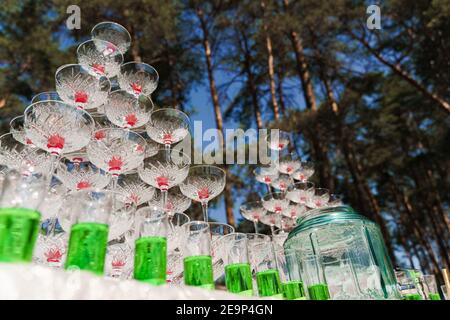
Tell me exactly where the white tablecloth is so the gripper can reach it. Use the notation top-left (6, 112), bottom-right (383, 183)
top-left (0, 263), bottom-right (256, 300)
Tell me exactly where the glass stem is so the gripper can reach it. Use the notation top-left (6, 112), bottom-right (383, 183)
top-left (253, 221), bottom-right (258, 233)
top-left (111, 176), bottom-right (118, 190)
top-left (164, 144), bottom-right (171, 160)
top-left (201, 202), bottom-right (209, 222)
top-left (111, 175), bottom-right (119, 210)
top-left (161, 189), bottom-right (168, 209)
top-left (48, 154), bottom-right (61, 186)
top-left (270, 225), bottom-right (275, 236)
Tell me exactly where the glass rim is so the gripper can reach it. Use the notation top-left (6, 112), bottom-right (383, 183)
top-left (246, 233), bottom-right (271, 242)
top-left (188, 164), bottom-right (226, 176)
top-left (149, 107), bottom-right (190, 124)
top-left (23, 100), bottom-right (95, 126)
top-left (91, 21), bottom-right (131, 42)
top-left (55, 64), bottom-right (112, 89)
top-left (143, 147), bottom-right (191, 166)
top-left (76, 38), bottom-right (124, 59)
top-left (9, 115), bottom-right (24, 127)
top-left (109, 89), bottom-right (154, 105)
top-left (239, 200), bottom-right (264, 210)
top-left (265, 129), bottom-right (291, 137)
top-left (170, 211), bottom-right (191, 222)
top-left (261, 191), bottom-right (286, 200)
top-left (289, 181), bottom-right (315, 189)
top-left (253, 166), bottom-right (278, 175)
top-left (135, 206), bottom-right (167, 221)
top-left (184, 220), bottom-right (210, 232)
top-left (91, 127), bottom-right (147, 144)
top-left (120, 61), bottom-right (159, 82)
top-left (31, 91), bottom-right (60, 102)
top-left (208, 221), bottom-right (235, 234)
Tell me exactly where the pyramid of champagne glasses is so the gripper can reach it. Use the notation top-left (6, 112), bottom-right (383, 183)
top-left (0, 21), bottom-right (418, 301)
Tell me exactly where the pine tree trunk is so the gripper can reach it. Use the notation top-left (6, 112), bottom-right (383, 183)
top-left (240, 31), bottom-right (263, 129)
top-left (260, 1), bottom-right (280, 120)
top-left (196, 7), bottom-right (234, 226)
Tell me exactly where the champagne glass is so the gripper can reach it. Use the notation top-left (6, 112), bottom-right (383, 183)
top-left (77, 39), bottom-right (123, 78)
top-left (33, 228), bottom-right (68, 269)
top-left (114, 171), bottom-right (155, 206)
top-left (146, 108), bottom-right (190, 153)
top-left (328, 194), bottom-right (344, 207)
top-left (270, 174), bottom-right (293, 193)
top-left (261, 192), bottom-right (289, 215)
top-left (91, 21), bottom-right (131, 55)
top-left (56, 159), bottom-right (111, 192)
top-left (277, 151), bottom-right (301, 176)
top-left (307, 188), bottom-right (330, 209)
top-left (266, 130), bottom-right (290, 151)
top-left (86, 128), bottom-right (146, 184)
top-left (9, 116), bottom-right (34, 146)
top-left (240, 201), bottom-right (267, 233)
top-left (253, 165), bottom-right (278, 193)
top-left (105, 242), bottom-right (133, 279)
top-left (104, 90), bottom-right (153, 129)
top-left (118, 62), bottom-right (159, 97)
top-left (24, 100), bottom-right (95, 157)
top-left (283, 203), bottom-right (307, 220)
top-left (55, 64), bottom-right (111, 110)
top-left (292, 161), bottom-right (315, 182)
top-left (0, 133), bottom-right (53, 175)
top-left (137, 148), bottom-right (190, 209)
top-left (259, 212), bottom-right (281, 235)
top-left (286, 181), bottom-right (315, 205)
top-left (179, 165), bottom-right (226, 222)
top-left (148, 187), bottom-right (191, 216)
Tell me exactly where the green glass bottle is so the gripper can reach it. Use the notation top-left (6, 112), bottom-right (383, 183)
top-left (65, 222), bottom-right (108, 274)
top-left (183, 255), bottom-right (214, 289)
top-left (224, 263), bottom-right (253, 296)
top-left (428, 293), bottom-right (441, 300)
top-left (134, 236), bottom-right (167, 285)
top-left (282, 280), bottom-right (306, 300)
top-left (256, 269), bottom-right (283, 298)
top-left (308, 283), bottom-right (330, 300)
top-left (0, 208), bottom-right (40, 262)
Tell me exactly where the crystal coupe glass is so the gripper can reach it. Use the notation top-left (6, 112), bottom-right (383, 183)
top-left (104, 90), bottom-right (153, 129)
top-left (91, 21), bottom-right (131, 55)
top-left (118, 62), bottom-right (159, 97)
top-left (180, 165), bottom-right (226, 222)
top-left (77, 39), bottom-right (123, 78)
top-left (55, 64), bottom-right (111, 111)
